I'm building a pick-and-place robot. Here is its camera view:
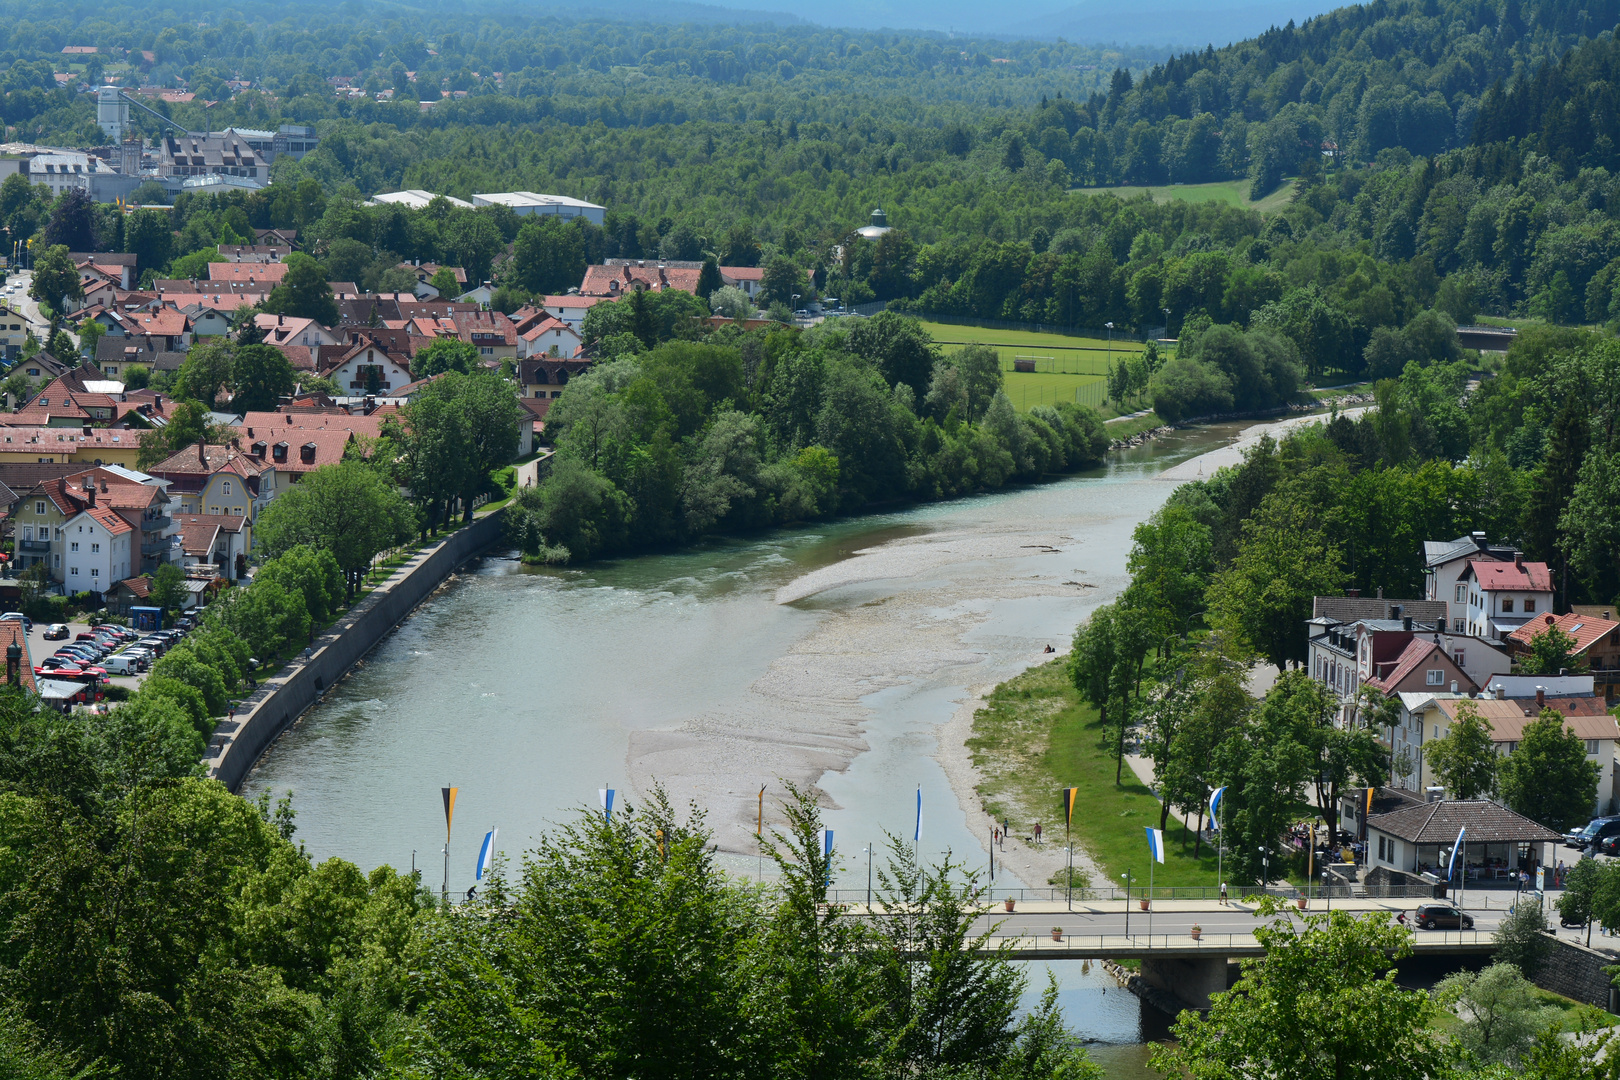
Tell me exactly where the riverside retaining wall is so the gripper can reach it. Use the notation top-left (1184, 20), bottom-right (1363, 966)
top-left (1533, 938), bottom-right (1619, 1011)
top-left (209, 510), bottom-right (507, 793)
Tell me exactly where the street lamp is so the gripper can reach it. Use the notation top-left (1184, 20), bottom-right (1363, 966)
top-left (1104, 321), bottom-right (1114, 372)
top-left (1322, 868), bottom-right (1331, 913)
top-left (791, 293), bottom-right (801, 319)
top-left (1121, 870), bottom-right (1132, 938)
top-left (1258, 845), bottom-right (1269, 891)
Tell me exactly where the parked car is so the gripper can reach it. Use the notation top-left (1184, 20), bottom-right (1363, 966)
top-left (38, 656), bottom-right (70, 670)
top-left (1598, 834), bottom-right (1620, 858)
top-left (103, 654), bottom-right (144, 675)
top-left (43, 623), bottom-right (69, 641)
top-left (1, 612), bottom-right (32, 632)
top-left (1568, 817), bottom-right (1620, 851)
top-left (1412, 903), bottom-right (1475, 930)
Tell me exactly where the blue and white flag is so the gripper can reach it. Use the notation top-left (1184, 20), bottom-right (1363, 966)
top-left (1209, 786), bottom-right (1227, 827)
top-left (819, 828), bottom-right (834, 858)
top-left (599, 788), bottom-right (615, 822)
top-left (475, 828), bottom-right (498, 881)
top-left (1146, 826), bottom-right (1166, 864)
top-left (1446, 826), bottom-right (1466, 879)
top-left (913, 787), bottom-right (922, 844)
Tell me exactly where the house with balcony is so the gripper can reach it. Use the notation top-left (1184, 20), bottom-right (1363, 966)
top-left (176, 513), bottom-right (250, 581)
top-left (1424, 533), bottom-right (1519, 633)
top-left (1460, 556), bottom-right (1554, 641)
top-left (1508, 611), bottom-right (1620, 699)
top-left (145, 443), bottom-right (271, 532)
top-left (6, 469), bottom-right (176, 583)
top-left (1389, 679), bottom-right (1619, 815)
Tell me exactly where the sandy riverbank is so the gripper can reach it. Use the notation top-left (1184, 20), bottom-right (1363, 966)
top-left (625, 409), bottom-right (1349, 876)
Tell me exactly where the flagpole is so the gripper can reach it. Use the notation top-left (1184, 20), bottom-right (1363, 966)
top-left (1149, 853), bottom-right (1154, 943)
top-left (757, 785), bottom-right (765, 883)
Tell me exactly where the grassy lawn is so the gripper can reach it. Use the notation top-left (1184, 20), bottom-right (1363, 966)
top-left (968, 658), bottom-right (1223, 891)
top-left (1427, 985), bottom-right (1612, 1037)
top-left (1071, 178), bottom-right (1297, 214)
top-left (1104, 411), bottom-right (1166, 439)
top-left (915, 320), bottom-right (1143, 413)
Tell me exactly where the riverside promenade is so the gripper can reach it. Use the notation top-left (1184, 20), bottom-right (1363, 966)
top-left (205, 509), bottom-right (507, 792)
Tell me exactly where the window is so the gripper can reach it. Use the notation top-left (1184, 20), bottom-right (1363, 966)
top-left (1454, 650), bottom-right (1465, 670)
top-left (34, 501), bottom-right (43, 515)
top-left (69, 542), bottom-right (78, 552)
top-left (1455, 583), bottom-right (1465, 602)
top-left (1426, 669), bottom-right (1444, 686)
top-left (1454, 618), bottom-right (1465, 633)
top-left (90, 543), bottom-right (99, 553)
top-left (69, 567), bottom-right (77, 576)
top-left (90, 568), bottom-right (98, 578)
top-left (222, 481), bottom-right (232, 496)
top-left (1588, 740), bottom-right (1601, 756)
top-left (1501, 598), bottom-right (1513, 612)
top-left (1525, 599), bottom-right (1536, 613)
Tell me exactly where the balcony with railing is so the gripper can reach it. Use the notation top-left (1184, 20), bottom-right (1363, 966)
top-left (141, 539), bottom-right (173, 557)
top-left (142, 515), bottom-right (172, 532)
top-left (17, 538), bottom-right (50, 553)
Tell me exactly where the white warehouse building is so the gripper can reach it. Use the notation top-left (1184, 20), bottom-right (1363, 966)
top-left (470, 191), bottom-right (606, 225)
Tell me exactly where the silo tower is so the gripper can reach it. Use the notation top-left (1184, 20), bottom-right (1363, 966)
top-left (97, 86), bottom-right (129, 142)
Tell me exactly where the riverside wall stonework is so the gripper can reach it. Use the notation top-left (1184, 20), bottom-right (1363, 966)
top-left (210, 511), bottom-right (507, 793)
top-left (1534, 938), bottom-right (1619, 1010)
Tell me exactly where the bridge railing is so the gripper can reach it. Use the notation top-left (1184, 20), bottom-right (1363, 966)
top-left (827, 882), bottom-right (1528, 905)
top-left (986, 929), bottom-right (1495, 953)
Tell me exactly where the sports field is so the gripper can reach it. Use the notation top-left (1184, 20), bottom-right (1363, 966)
top-left (1071, 178), bottom-right (1296, 214)
top-left (918, 320), bottom-right (1141, 412)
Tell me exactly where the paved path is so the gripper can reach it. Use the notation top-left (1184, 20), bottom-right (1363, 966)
top-left (1155, 407), bottom-right (1372, 482)
top-left (513, 450), bottom-right (552, 491)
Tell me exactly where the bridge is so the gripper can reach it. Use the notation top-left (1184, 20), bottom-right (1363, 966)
top-left (838, 897), bottom-right (1501, 1011)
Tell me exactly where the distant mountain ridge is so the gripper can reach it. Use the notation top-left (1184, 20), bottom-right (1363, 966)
top-left (1012, 0), bottom-right (1345, 47)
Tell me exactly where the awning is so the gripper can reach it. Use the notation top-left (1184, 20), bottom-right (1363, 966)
top-left (36, 678), bottom-right (88, 700)
top-left (1491, 620), bottom-right (1528, 635)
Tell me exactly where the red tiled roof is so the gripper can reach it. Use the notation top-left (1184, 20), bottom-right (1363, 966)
top-left (78, 504), bottom-right (133, 536)
top-left (113, 575), bottom-right (151, 599)
top-left (1468, 559), bottom-right (1553, 593)
top-left (1508, 611), bottom-right (1620, 654)
top-left (208, 261), bottom-right (289, 284)
top-left (1366, 638), bottom-right (1474, 693)
top-left (1436, 697), bottom-right (1620, 741)
top-left (579, 264), bottom-right (703, 297)
top-left (237, 411), bottom-right (385, 440)
top-left (129, 309), bottom-right (190, 336)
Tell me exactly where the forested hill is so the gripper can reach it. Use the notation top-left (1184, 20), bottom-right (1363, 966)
top-left (1056, 0), bottom-right (1620, 192)
top-left (1474, 26), bottom-right (1620, 174)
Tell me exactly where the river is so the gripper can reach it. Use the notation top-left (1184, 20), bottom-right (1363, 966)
top-left (242, 419), bottom-right (1254, 1076)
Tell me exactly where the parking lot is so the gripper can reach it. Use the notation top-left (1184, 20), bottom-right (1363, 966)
top-left (20, 616), bottom-right (188, 693)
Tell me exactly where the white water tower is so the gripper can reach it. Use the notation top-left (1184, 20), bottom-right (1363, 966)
top-left (97, 86), bottom-right (129, 142)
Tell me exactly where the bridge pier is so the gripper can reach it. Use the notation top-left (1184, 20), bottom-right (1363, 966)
top-left (1140, 955), bottom-right (1230, 1011)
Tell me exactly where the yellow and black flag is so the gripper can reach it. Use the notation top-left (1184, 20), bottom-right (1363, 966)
top-left (1060, 787), bottom-right (1078, 832)
top-left (441, 785), bottom-right (458, 841)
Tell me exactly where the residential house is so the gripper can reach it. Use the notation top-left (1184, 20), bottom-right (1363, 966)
top-left (207, 261), bottom-right (289, 286)
top-left (1365, 800), bottom-right (1562, 880)
top-left (579, 260), bottom-right (704, 298)
top-left (178, 303), bottom-right (234, 337)
top-left (105, 573), bottom-right (151, 615)
top-left (121, 307), bottom-right (191, 352)
top-left (399, 262), bottom-right (467, 299)
top-left (0, 427), bottom-right (142, 469)
top-left (720, 266), bottom-right (766, 300)
top-left (146, 443), bottom-right (272, 527)
top-left (511, 308), bottom-right (582, 359)
top-left (0, 302), bottom-right (28, 361)
top-left (95, 337), bottom-right (185, 377)
top-left (68, 252), bottom-right (137, 290)
top-left (450, 310), bottom-right (517, 362)
top-left (1460, 557), bottom-right (1554, 640)
top-left (518, 357), bottom-right (591, 401)
top-left (218, 244), bottom-right (289, 263)
top-left (175, 513), bottom-right (250, 581)
top-left (9, 470), bottom-right (178, 580)
top-left (255, 313), bottom-right (340, 348)
top-left (321, 336), bottom-right (415, 395)
top-left (59, 501), bottom-right (135, 597)
top-left (12, 352), bottom-right (71, 385)
top-left (1306, 594), bottom-right (1448, 704)
top-left (1424, 533), bottom-right (1519, 633)
top-left (1390, 680), bottom-right (1619, 815)
top-left (540, 294), bottom-right (606, 330)
top-left (1508, 611), bottom-right (1620, 699)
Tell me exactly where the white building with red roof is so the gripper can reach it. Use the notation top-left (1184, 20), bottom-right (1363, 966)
top-left (60, 502), bottom-right (135, 597)
top-left (1460, 557), bottom-right (1554, 640)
